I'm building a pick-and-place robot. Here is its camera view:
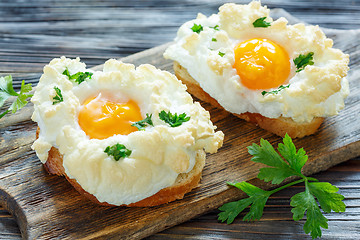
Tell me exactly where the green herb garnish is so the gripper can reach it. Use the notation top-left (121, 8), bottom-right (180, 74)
top-left (294, 52), bottom-right (314, 72)
top-left (210, 25), bottom-right (220, 31)
top-left (191, 23), bottom-right (203, 34)
top-left (159, 110), bottom-right (190, 127)
top-left (62, 68), bottom-right (93, 84)
top-left (104, 143), bottom-right (132, 161)
top-left (218, 51), bottom-right (225, 57)
top-left (212, 38), bottom-right (217, 42)
top-left (131, 113), bottom-right (153, 130)
top-left (261, 84), bottom-right (290, 96)
top-left (0, 75), bottom-right (33, 119)
top-left (252, 17), bottom-right (271, 28)
top-left (52, 86), bottom-right (63, 105)
top-left (218, 134), bottom-right (346, 239)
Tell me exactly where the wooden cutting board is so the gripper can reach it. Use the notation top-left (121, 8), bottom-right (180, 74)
top-left (0, 10), bottom-right (359, 239)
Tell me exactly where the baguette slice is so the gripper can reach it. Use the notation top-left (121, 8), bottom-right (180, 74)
top-left (37, 127), bottom-right (205, 207)
top-left (173, 61), bottom-right (324, 138)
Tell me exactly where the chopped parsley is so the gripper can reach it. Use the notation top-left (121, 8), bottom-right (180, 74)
top-left (159, 110), bottom-right (190, 127)
top-left (252, 17), bottom-right (271, 28)
top-left (52, 86), bottom-right (63, 105)
top-left (294, 52), bottom-right (314, 72)
top-left (0, 75), bottom-right (33, 119)
top-left (212, 38), bottom-right (217, 42)
top-left (131, 113), bottom-right (153, 130)
top-left (261, 84), bottom-right (290, 96)
top-left (218, 51), bottom-right (225, 57)
top-left (218, 134), bottom-right (346, 239)
top-left (62, 68), bottom-right (93, 84)
top-left (104, 143), bottom-right (132, 161)
top-left (191, 23), bottom-right (203, 34)
top-left (210, 25), bottom-right (220, 31)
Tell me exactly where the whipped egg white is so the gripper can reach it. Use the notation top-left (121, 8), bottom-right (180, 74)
top-left (164, 1), bottom-right (349, 123)
top-left (31, 57), bottom-right (224, 205)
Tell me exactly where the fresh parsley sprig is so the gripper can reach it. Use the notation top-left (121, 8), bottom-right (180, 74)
top-left (159, 110), bottom-right (190, 127)
top-left (104, 143), bottom-right (132, 161)
top-left (62, 68), bottom-right (93, 84)
top-left (253, 17), bottom-right (271, 28)
top-left (218, 134), bottom-right (346, 239)
top-left (0, 75), bottom-right (33, 119)
top-left (131, 113), bottom-right (153, 130)
top-left (294, 52), bottom-right (314, 72)
top-left (191, 23), bottom-right (203, 34)
top-left (261, 84), bottom-right (290, 96)
top-left (52, 86), bottom-right (63, 105)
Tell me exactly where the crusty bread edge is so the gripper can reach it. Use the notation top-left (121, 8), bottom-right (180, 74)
top-left (173, 61), bottom-right (324, 138)
top-left (37, 128), bottom-right (205, 207)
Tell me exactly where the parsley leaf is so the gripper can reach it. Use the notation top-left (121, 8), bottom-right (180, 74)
top-left (294, 52), bottom-right (314, 72)
top-left (191, 23), bottom-right (203, 34)
top-left (218, 51), bottom-right (225, 57)
top-left (218, 134), bottom-right (346, 239)
top-left (62, 68), bottom-right (70, 77)
top-left (212, 38), bottom-right (217, 42)
top-left (219, 182), bottom-right (272, 223)
top-left (210, 25), bottom-right (220, 31)
top-left (261, 84), bottom-right (290, 96)
top-left (218, 197), bottom-right (252, 224)
top-left (52, 86), bottom-right (63, 105)
top-left (0, 76), bottom-right (33, 119)
top-left (159, 110), bottom-right (190, 127)
top-left (131, 113), bottom-right (153, 130)
top-left (291, 183), bottom-right (329, 239)
top-left (62, 68), bottom-right (93, 84)
top-left (253, 17), bottom-right (271, 28)
top-left (248, 135), bottom-right (300, 184)
top-left (307, 182), bottom-right (345, 213)
top-left (104, 143), bottom-right (132, 161)
top-left (277, 135), bottom-right (308, 174)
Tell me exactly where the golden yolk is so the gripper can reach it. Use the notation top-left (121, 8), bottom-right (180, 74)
top-left (78, 94), bottom-right (142, 139)
top-left (233, 38), bottom-right (290, 90)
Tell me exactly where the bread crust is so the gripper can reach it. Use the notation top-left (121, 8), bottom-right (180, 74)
top-left (37, 128), bottom-right (205, 207)
top-left (173, 61), bottom-right (324, 138)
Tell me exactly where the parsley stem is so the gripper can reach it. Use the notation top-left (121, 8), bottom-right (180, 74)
top-left (306, 177), bottom-right (319, 182)
top-left (269, 179), bottom-right (306, 195)
top-left (269, 175), bottom-right (318, 195)
top-left (0, 109), bottom-right (10, 118)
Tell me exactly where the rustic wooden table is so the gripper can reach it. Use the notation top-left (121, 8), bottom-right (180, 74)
top-left (0, 0), bottom-right (359, 239)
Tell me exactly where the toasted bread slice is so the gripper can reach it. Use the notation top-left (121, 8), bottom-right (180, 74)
top-left (37, 127), bottom-right (205, 207)
top-left (173, 61), bottom-right (324, 138)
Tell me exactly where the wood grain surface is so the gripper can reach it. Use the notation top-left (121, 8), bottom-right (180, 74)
top-left (0, 0), bottom-right (360, 239)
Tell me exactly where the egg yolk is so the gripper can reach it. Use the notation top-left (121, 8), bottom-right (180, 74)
top-left (78, 94), bottom-right (142, 139)
top-left (233, 38), bottom-right (290, 90)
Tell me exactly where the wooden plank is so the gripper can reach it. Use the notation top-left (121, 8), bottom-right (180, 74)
top-left (0, 10), bottom-right (360, 240)
top-left (0, 0), bottom-right (359, 78)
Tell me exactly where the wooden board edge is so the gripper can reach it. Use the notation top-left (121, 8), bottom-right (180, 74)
top-left (0, 188), bottom-right (29, 240)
